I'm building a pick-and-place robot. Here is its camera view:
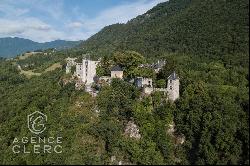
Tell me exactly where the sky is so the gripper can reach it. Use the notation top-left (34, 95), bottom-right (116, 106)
top-left (0, 0), bottom-right (167, 42)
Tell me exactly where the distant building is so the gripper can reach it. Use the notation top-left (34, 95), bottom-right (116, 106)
top-left (153, 60), bottom-right (166, 73)
top-left (167, 71), bottom-right (180, 101)
top-left (135, 77), bottom-right (153, 88)
top-left (111, 66), bottom-right (123, 79)
top-left (65, 57), bottom-right (77, 74)
top-left (75, 58), bottom-right (100, 85)
top-left (138, 60), bottom-right (165, 73)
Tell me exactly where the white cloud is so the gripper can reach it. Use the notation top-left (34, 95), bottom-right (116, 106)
top-left (67, 0), bottom-right (167, 40)
top-left (31, 0), bottom-right (65, 20)
top-left (0, 0), bottom-right (167, 42)
top-left (105, 0), bottom-right (165, 22)
top-left (67, 22), bottom-right (84, 29)
top-left (22, 28), bottom-right (64, 42)
top-left (0, 18), bottom-right (63, 42)
top-left (0, 2), bottom-right (29, 17)
top-left (0, 18), bottom-right (50, 34)
top-left (0, 0), bottom-right (67, 42)
top-left (78, 0), bottom-right (167, 32)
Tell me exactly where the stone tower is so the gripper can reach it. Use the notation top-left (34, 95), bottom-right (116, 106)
top-left (82, 59), bottom-right (99, 85)
top-left (167, 71), bottom-right (180, 101)
top-left (75, 58), bottom-right (99, 85)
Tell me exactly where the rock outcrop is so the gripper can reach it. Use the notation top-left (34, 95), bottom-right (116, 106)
top-left (124, 121), bottom-right (141, 140)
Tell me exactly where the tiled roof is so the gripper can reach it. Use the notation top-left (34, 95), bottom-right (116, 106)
top-left (111, 65), bottom-right (123, 71)
top-left (168, 71), bottom-right (179, 80)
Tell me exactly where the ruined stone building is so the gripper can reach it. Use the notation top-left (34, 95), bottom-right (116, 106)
top-left (135, 77), bottom-right (153, 88)
top-left (65, 57), bottom-right (77, 74)
top-left (142, 71), bottom-right (180, 102)
top-left (166, 71), bottom-right (180, 101)
top-left (153, 60), bottom-right (166, 73)
top-left (75, 58), bottom-right (100, 85)
top-left (65, 57), bottom-right (99, 86)
top-left (138, 60), bottom-right (166, 73)
top-left (65, 56), bottom-right (179, 101)
top-left (111, 66), bottom-right (123, 79)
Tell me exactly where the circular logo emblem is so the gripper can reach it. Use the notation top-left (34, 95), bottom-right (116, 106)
top-left (27, 111), bottom-right (47, 134)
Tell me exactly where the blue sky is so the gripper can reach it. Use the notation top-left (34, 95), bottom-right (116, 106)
top-left (0, 0), bottom-right (167, 42)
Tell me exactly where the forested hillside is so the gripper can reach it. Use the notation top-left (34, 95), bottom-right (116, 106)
top-left (0, 0), bottom-right (249, 165)
top-left (81, 0), bottom-right (249, 58)
top-left (0, 50), bottom-right (248, 165)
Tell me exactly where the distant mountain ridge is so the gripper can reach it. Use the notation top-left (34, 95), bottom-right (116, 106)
top-left (0, 37), bottom-right (81, 58)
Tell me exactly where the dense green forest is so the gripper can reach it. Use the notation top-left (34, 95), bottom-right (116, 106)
top-left (0, 50), bottom-right (248, 164)
top-left (0, 0), bottom-right (249, 165)
top-left (81, 0), bottom-right (249, 59)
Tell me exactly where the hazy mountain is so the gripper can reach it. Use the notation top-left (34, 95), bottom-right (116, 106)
top-left (0, 37), bottom-right (81, 58)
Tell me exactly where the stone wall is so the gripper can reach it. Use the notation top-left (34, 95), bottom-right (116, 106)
top-left (135, 77), bottom-right (153, 88)
top-left (65, 57), bottom-right (77, 74)
top-left (111, 71), bottom-right (123, 79)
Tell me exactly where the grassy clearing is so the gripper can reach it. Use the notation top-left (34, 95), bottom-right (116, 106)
top-left (20, 69), bottom-right (42, 78)
top-left (44, 62), bottom-right (62, 72)
top-left (17, 52), bottom-right (42, 60)
top-left (19, 62), bottom-right (62, 78)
